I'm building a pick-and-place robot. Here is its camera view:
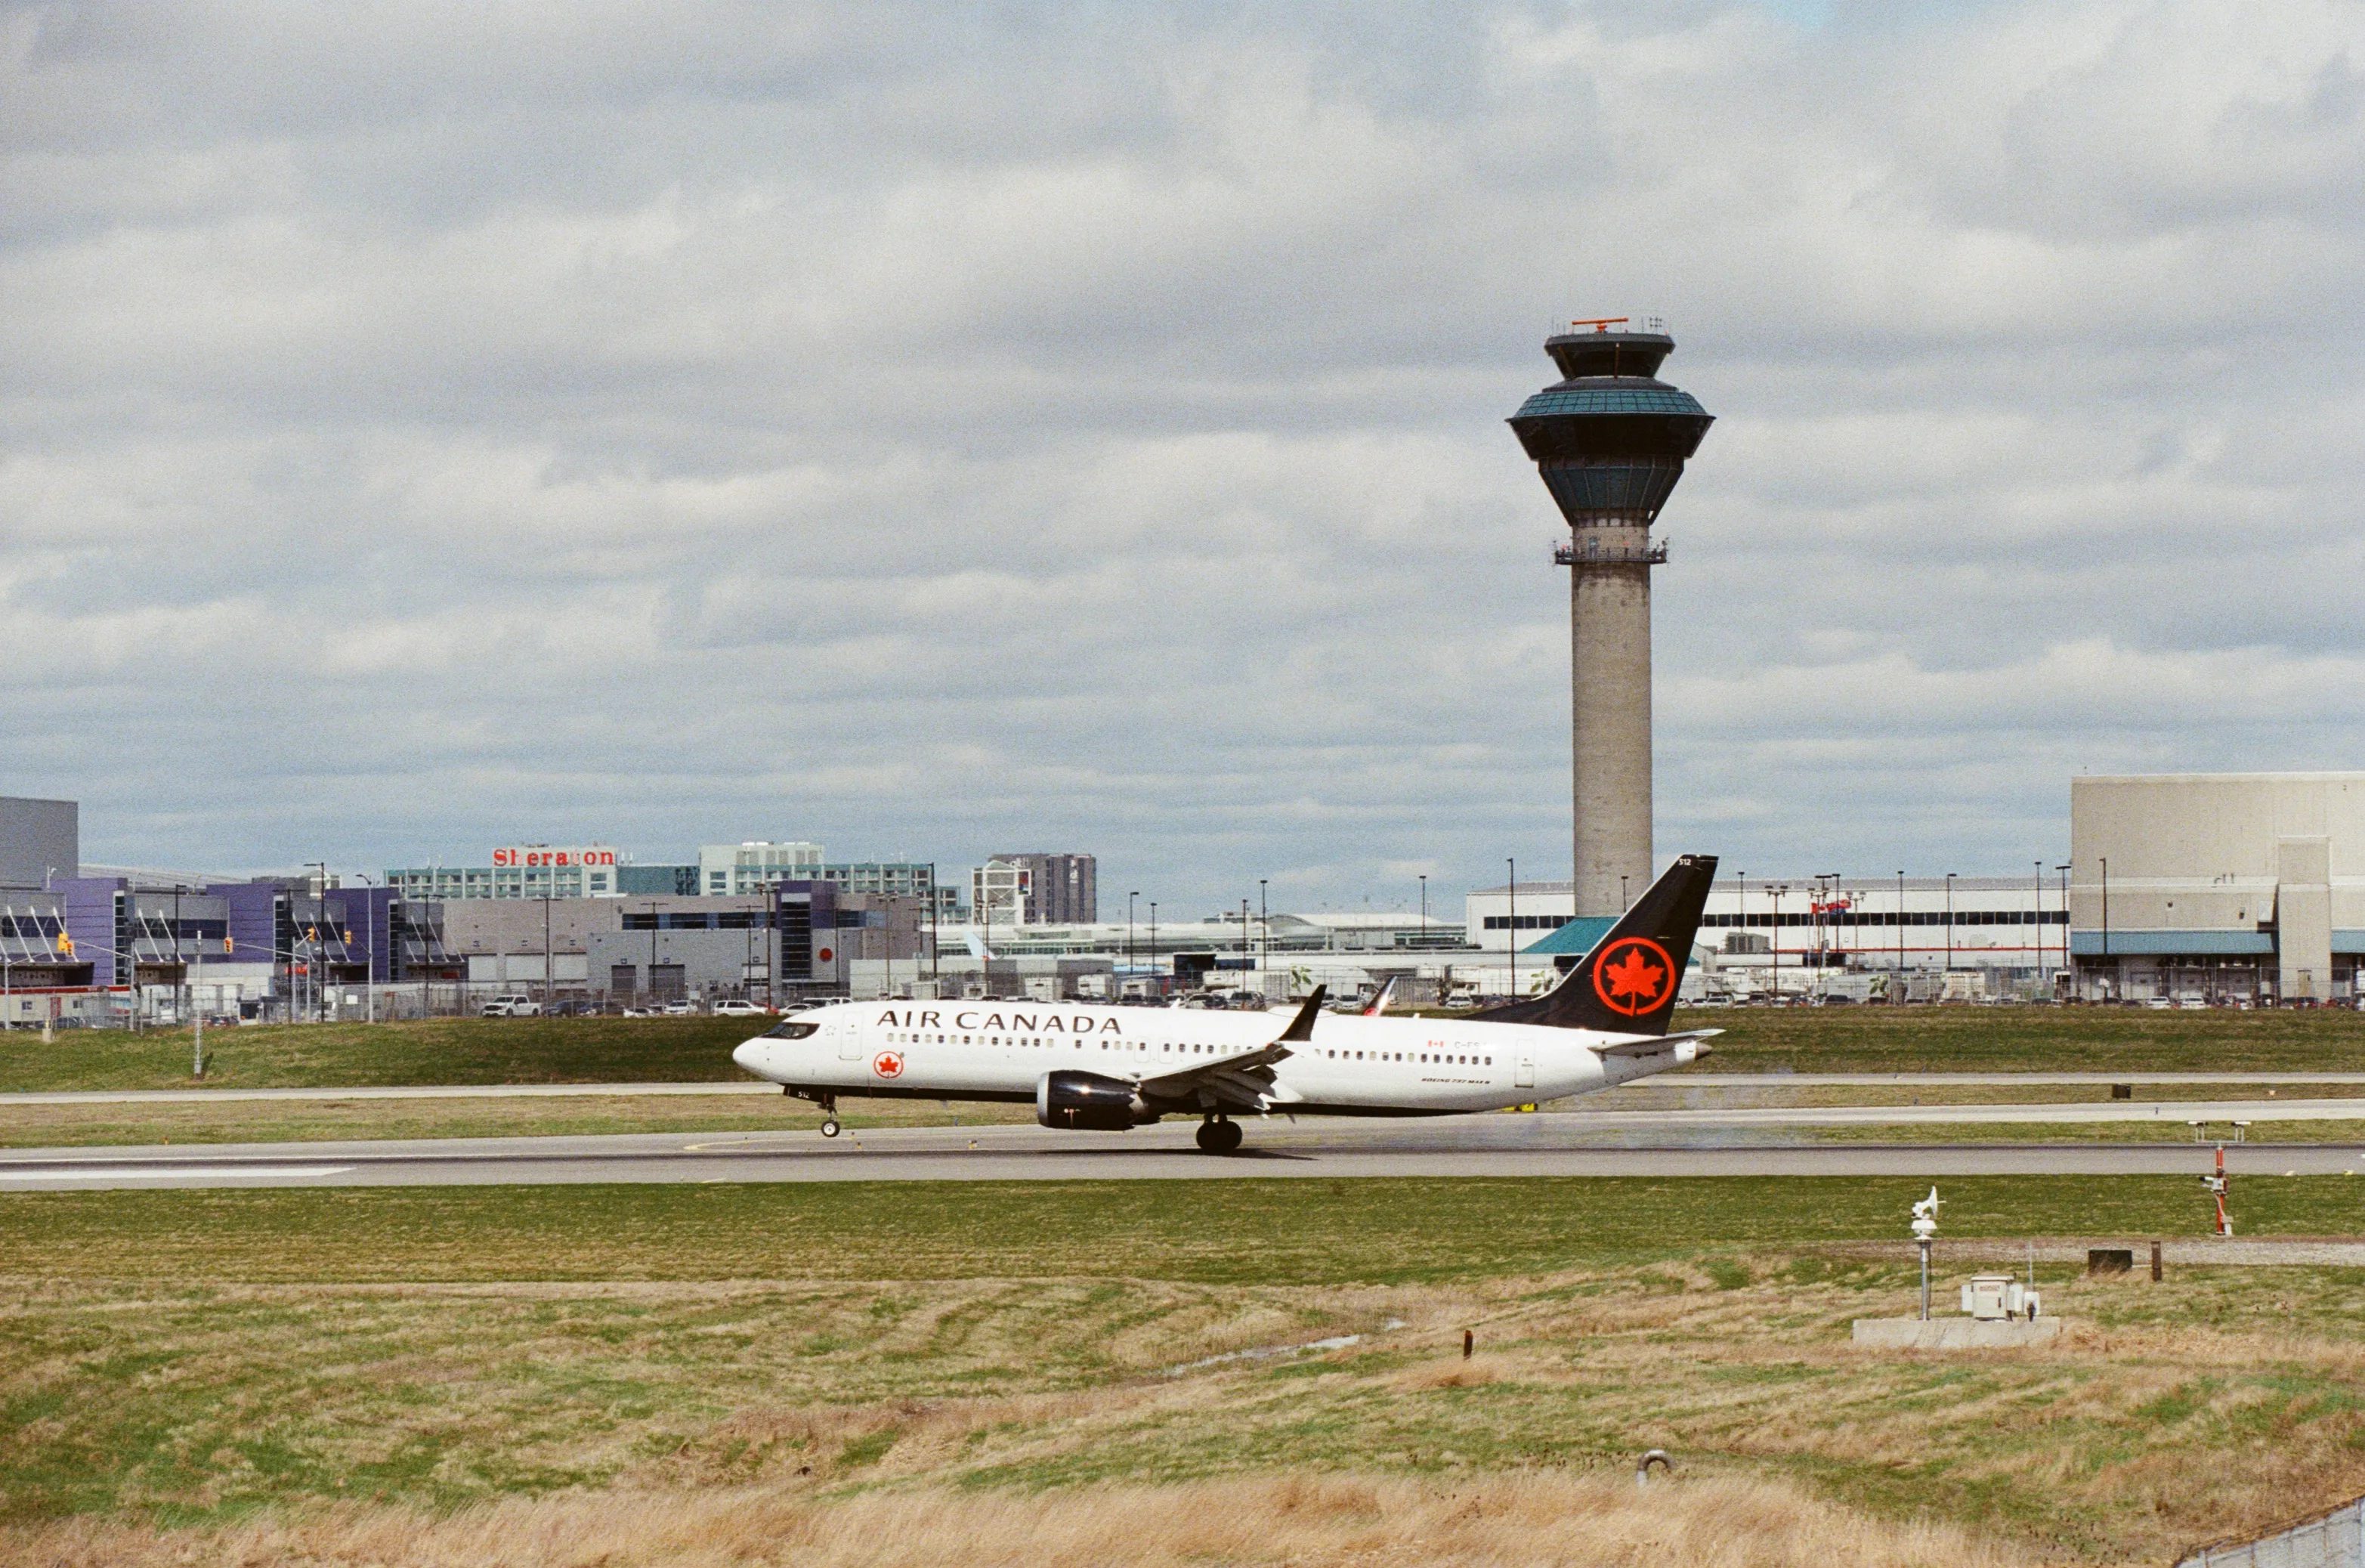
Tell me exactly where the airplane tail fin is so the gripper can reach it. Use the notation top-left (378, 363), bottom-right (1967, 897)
top-left (1472, 854), bottom-right (1717, 1035)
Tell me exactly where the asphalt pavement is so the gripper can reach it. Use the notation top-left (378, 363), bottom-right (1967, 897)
top-left (0, 1106), bottom-right (2359, 1189)
top-left (13, 1070), bottom-right (2365, 1108)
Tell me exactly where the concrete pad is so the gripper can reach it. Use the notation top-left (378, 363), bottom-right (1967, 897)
top-left (1852, 1316), bottom-right (2064, 1350)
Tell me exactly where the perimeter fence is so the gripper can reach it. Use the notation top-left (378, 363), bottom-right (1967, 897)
top-left (2180, 1496), bottom-right (2362, 1568)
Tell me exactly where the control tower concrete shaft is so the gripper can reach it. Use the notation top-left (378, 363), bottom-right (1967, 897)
top-left (1507, 322), bottom-right (1713, 918)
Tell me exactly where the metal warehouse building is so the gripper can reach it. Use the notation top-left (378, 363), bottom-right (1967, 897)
top-left (2070, 773), bottom-right (2365, 1004)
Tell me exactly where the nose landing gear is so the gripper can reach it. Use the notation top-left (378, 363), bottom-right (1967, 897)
top-left (818, 1094), bottom-right (840, 1139)
top-left (1195, 1116), bottom-right (1243, 1155)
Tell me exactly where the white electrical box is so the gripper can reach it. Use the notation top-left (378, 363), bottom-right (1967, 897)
top-left (1959, 1274), bottom-right (2040, 1321)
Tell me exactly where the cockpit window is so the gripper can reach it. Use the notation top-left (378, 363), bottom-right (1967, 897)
top-left (762, 1020), bottom-right (819, 1039)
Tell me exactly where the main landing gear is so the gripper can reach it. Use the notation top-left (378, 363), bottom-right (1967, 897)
top-left (1195, 1116), bottom-right (1243, 1155)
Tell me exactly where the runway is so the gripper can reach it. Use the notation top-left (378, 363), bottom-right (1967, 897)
top-left (0, 1107), bottom-right (2358, 1189)
top-left (11, 1070), bottom-right (2365, 1108)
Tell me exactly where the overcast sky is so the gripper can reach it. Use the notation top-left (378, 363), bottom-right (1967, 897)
top-left (5, 1), bottom-right (2363, 914)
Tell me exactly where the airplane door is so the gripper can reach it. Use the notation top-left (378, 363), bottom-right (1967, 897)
top-left (836, 1021), bottom-right (861, 1061)
top-left (1516, 1054), bottom-right (1535, 1089)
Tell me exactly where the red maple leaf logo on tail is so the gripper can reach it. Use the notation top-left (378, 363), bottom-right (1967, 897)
top-left (1592, 939), bottom-right (1671, 1016)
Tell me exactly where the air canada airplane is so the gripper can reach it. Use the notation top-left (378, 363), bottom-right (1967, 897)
top-left (731, 854), bottom-right (1719, 1154)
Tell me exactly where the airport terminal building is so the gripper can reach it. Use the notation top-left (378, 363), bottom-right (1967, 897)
top-left (2070, 773), bottom-right (2365, 1004)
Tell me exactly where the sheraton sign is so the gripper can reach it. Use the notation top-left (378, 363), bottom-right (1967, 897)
top-left (490, 846), bottom-right (618, 870)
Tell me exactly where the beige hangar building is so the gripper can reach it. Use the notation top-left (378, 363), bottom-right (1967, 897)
top-left (2070, 773), bottom-right (2365, 1004)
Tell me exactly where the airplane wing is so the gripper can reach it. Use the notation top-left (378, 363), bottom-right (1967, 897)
top-left (1135, 986), bottom-right (1326, 1113)
top-left (1593, 1028), bottom-right (1720, 1060)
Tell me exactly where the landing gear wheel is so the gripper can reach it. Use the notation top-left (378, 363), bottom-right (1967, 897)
top-left (1195, 1118), bottom-right (1244, 1155)
top-left (821, 1118), bottom-right (841, 1139)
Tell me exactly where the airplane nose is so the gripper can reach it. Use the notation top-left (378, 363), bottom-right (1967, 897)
top-left (732, 1039), bottom-right (762, 1075)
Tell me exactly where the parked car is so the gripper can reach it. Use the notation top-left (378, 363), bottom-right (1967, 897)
top-left (712, 999), bottom-right (773, 1017)
top-left (481, 994), bottom-right (542, 1018)
top-left (660, 1000), bottom-right (695, 1016)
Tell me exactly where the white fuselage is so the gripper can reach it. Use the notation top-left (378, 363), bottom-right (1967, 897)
top-left (731, 1000), bottom-right (1705, 1118)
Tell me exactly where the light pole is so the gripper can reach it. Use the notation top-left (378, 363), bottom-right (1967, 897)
top-left (310, 861), bottom-right (329, 1023)
top-left (1621, 874), bottom-right (1629, 912)
top-left (192, 899), bottom-right (206, 1076)
top-left (171, 883), bottom-right (185, 1030)
top-left (2057, 864), bottom-right (2073, 999)
top-left (2100, 855), bottom-right (2110, 1000)
top-left (1897, 871), bottom-right (1906, 977)
top-left (1770, 883), bottom-right (1787, 1000)
top-left (1944, 872), bottom-right (1957, 976)
top-left (1507, 857), bottom-right (1516, 999)
top-left (353, 876), bottom-right (379, 1025)
top-left (1127, 892), bottom-right (1139, 996)
top-left (1258, 879), bottom-right (1267, 984)
top-left (1148, 902), bottom-right (1158, 996)
top-left (2034, 860), bottom-right (2044, 989)
top-left (1417, 874), bottom-right (1427, 942)
top-left (1818, 871), bottom-right (1841, 996)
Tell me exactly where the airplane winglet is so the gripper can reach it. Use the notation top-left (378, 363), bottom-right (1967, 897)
top-left (1276, 985), bottom-right (1328, 1043)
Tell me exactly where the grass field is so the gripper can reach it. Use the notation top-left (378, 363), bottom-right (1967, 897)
top-left (0, 1016), bottom-right (754, 1093)
top-left (2, 1175), bottom-right (2355, 1284)
top-left (5, 1008), bottom-right (2365, 1099)
top-left (1672, 1004), bottom-right (2365, 1072)
top-left (2, 1176), bottom-right (2361, 1565)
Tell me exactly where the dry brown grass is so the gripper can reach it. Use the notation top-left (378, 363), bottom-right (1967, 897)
top-left (3, 1471), bottom-right (2026, 1568)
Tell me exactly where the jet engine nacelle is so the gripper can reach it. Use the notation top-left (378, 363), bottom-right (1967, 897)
top-left (1036, 1070), bottom-right (1148, 1131)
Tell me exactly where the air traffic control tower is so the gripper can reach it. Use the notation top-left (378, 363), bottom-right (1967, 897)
top-left (1508, 318), bottom-right (1713, 919)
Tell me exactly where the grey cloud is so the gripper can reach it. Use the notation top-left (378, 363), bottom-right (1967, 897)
top-left (4, 0), bottom-right (2363, 906)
